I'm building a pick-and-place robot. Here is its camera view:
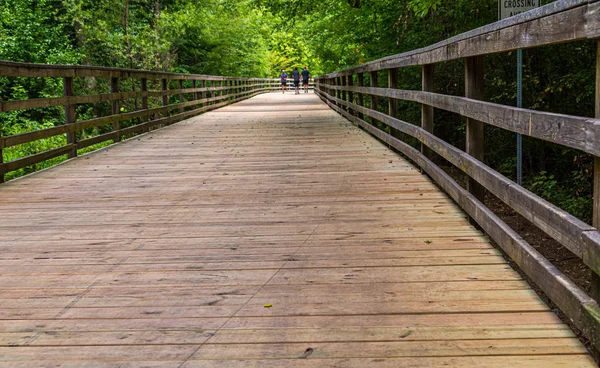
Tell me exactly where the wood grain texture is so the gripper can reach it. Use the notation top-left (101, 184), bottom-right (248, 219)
top-left (318, 90), bottom-right (600, 353)
top-left (0, 92), bottom-right (594, 366)
top-left (325, 84), bottom-right (600, 157)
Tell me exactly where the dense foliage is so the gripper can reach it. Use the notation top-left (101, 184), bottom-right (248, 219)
top-left (0, 0), bottom-right (596, 222)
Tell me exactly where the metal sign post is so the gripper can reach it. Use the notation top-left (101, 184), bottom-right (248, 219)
top-left (499, 0), bottom-right (540, 185)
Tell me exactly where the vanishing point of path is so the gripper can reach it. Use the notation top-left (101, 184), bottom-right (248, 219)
top-left (0, 92), bottom-right (595, 367)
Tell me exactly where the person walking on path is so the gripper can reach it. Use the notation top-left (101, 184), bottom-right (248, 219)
top-left (301, 66), bottom-right (310, 93)
top-left (292, 67), bottom-right (301, 95)
top-left (280, 70), bottom-right (288, 93)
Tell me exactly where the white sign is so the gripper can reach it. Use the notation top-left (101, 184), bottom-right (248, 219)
top-left (499, 0), bottom-right (541, 19)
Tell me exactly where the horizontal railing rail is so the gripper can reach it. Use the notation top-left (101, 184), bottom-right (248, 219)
top-left (0, 62), bottom-right (310, 182)
top-left (316, 0), bottom-right (600, 352)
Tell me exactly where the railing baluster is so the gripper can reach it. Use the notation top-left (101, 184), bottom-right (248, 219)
top-left (341, 75), bottom-right (347, 111)
top-left (388, 68), bottom-right (398, 118)
top-left (370, 71), bottom-right (379, 127)
top-left (388, 68), bottom-right (398, 139)
top-left (0, 142), bottom-right (5, 184)
top-left (64, 76), bottom-right (77, 158)
top-left (347, 74), bottom-right (354, 116)
top-left (161, 78), bottom-right (168, 108)
top-left (465, 56), bottom-right (486, 205)
top-left (357, 73), bottom-right (364, 120)
top-left (592, 40), bottom-right (600, 306)
top-left (140, 77), bottom-right (148, 133)
top-left (178, 79), bottom-right (184, 112)
top-left (422, 64), bottom-right (434, 160)
top-left (111, 77), bottom-right (121, 143)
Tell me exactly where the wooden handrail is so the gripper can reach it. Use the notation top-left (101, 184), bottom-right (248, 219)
top-left (320, 0), bottom-right (600, 78)
top-left (315, 0), bottom-right (600, 352)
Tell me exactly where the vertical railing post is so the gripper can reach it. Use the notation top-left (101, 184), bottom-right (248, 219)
top-left (465, 56), bottom-right (486, 206)
top-left (387, 68), bottom-right (399, 144)
top-left (0, 145), bottom-right (4, 184)
top-left (591, 40), bottom-right (600, 309)
top-left (141, 77), bottom-right (148, 132)
top-left (64, 76), bottom-right (77, 158)
top-left (178, 80), bottom-right (184, 112)
top-left (357, 73), bottom-right (364, 120)
top-left (332, 77), bottom-right (338, 107)
top-left (370, 71), bottom-right (379, 126)
top-left (422, 64), bottom-right (435, 160)
top-left (141, 78), bottom-right (148, 110)
top-left (192, 80), bottom-right (198, 103)
top-left (341, 75), bottom-right (347, 111)
top-left (338, 76), bottom-right (344, 105)
top-left (202, 80), bottom-right (207, 104)
top-left (388, 68), bottom-right (398, 118)
top-left (111, 77), bottom-right (121, 143)
top-left (347, 74), bottom-right (354, 116)
top-left (161, 78), bottom-right (168, 108)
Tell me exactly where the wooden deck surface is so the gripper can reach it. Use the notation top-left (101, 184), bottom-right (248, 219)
top-left (0, 92), bottom-right (595, 367)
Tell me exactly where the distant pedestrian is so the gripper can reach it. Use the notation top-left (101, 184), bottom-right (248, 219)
top-left (292, 67), bottom-right (301, 95)
top-left (280, 69), bottom-right (288, 93)
top-left (301, 66), bottom-right (310, 93)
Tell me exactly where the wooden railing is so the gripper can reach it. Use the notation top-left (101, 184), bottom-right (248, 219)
top-left (316, 0), bottom-right (600, 352)
top-left (0, 62), bottom-right (298, 182)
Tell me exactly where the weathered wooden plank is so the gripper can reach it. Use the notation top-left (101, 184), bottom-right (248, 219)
top-left (322, 96), bottom-right (600, 351)
top-left (0, 92), bottom-right (595, 366)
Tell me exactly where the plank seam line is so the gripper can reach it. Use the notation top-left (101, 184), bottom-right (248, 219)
top-left (0, 352), bottom-right (590, 363)
top-left (9, 239), bottom-right (140, 347)
top-left (175, 176), bottom-right (347, 367)
top-left (0, 337), bottom-right (582, 348)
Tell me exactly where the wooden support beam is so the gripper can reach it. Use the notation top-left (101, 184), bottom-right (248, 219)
top-left (342, 76), bottom-right (347, 110)
top-left (64, 76), bottom-right (77, 158)
top-left (422, 64), bottom-right (435, 160)
top-left (111, 77), bottom-right (121, 143)
top-left (388, 68), bottom-right (399, 140)
top-left (465, 56), bottom-right (486, 205)
top-left (388, 68), bottom-right (398, 118)
top-left (592, 40), bottom-right (600, 309)
top-left (0, 143), bottom-right (4, 184)
top-left (370, 71), bottom-right (379, 126)
top-left (333, 78), bottom-right (339, 107)
top-left (347, 74), bottom-right (354, 115)
top-left (203, 80), bottom-right (208, 104)
top-left (357, 73), bottom-right (364, 119)
top-left (141, 78), bottom-right (148, 110)
top-left (162, 78), bottom-right (168, 107)
top-left (178, 80), bottom-right (184, 112)
top-left (140, 78), bottom-right (149, 133)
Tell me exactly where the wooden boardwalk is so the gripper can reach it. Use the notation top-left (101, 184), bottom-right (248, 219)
top-left (0, 92), bottom-right (595, 367)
